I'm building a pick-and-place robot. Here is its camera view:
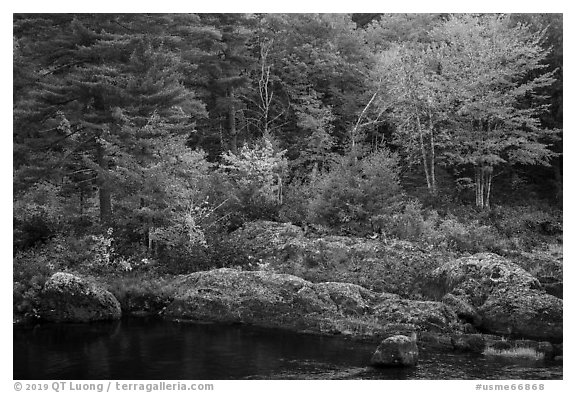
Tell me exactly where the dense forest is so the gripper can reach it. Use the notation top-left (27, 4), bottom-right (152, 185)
top-left (13, 13), bottom-right (562, 323)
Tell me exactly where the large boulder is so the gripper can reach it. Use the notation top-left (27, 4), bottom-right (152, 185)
top-left (441, 293), bottom-right (482, 326)
top-left (427, 253), bottom-right (562, 341)
top-left (373, 297), bottom-right (461, 336)
top-left (163, 268), bottom-right (464, 338)
top-left (425, 253), bottom-right (541, 303)
top-left (370, 335), bottom-right (419, 367)
top-left (230, 221), bottom-right (450, 298)
top-left (39, 272), bottom-right (121, 323)
top-left (512, 249), bottom-right (563, 299)
top-left (479, 287), bottom-right (562, 341)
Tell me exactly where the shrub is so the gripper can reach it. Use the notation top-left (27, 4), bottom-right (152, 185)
top-left (150, 231), bottom-right (252, 275)
top-left (307, 148), bottom-right (404, 234)
top-left (13, 182), bottom-right (68, 250)
top-left (13, 239), bottom-right (68, 319)
top-left (221, 138), bottom-right (288, 221)
top-left (377, 200), bottom-right (427, 241)
top-left (207, 235), bottom-right (251, 269)
top-left (106, 273), bottom-right (179, 313)
top-left (435, 216), bottom-right (506, 253)
top-left (278, 176), bottom-right (317, 226)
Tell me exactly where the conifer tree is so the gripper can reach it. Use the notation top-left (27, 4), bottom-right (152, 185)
top-left (13, 14), bottom-right (208, 224)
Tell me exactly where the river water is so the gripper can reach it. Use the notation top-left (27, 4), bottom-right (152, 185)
top-left (14, 318), bottom-right (562, 380)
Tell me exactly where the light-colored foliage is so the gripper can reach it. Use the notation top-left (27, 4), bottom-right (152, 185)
top-left (375, 14), bottom-right (558, 207)
top-left (221, 137), bottom-right (288, 206)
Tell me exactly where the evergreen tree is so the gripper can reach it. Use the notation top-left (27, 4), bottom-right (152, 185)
top-left (191, 14), bottom-right (257, 156)
top-left (13, 14), bottom-right (208, 225)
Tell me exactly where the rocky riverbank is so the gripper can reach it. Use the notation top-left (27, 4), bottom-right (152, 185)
top-left (15, 221), bottom-right (562, 357)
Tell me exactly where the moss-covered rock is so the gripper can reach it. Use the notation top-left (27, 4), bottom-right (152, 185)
top-left (425, 253), bottom-right (542, 303)
top-left (370, 334), bottom-right (419, 367)
top-left (373, 297), bottom-right (461, 336)
top-left (39, 272), bottom-right (121, 323)
top-left (231, 220), bottom-right (452, 299)
top-left (479, 287), bottom-right (562, 342)
top-left (442, 293), bottom-right (482, 326)
top-left (426, 253), bottom-right (562, 341)
top-left (163, 268), bottom-right (464, 339)
top-left (511, 248), bottom-right (563, 299)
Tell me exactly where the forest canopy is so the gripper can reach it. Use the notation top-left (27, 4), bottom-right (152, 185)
top-left (13, 13), bottom-right (562, 278)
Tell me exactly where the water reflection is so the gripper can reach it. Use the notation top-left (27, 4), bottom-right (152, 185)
top-left (14, 318), bottom-right (562, 380)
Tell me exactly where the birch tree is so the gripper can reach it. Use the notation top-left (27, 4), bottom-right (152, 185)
top-left (431, 14), bottom-right (558, 208)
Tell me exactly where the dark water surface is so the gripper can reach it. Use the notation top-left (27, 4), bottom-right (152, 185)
top-left (14, 318), bottom-right (562, 380)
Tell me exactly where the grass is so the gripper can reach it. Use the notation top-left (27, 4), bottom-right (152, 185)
top-left (483, 346), bottom-right (544, 360)
top-left (104, 273), bottom-right (180, 313)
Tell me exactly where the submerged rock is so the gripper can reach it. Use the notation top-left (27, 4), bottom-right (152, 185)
top-left (39, 272), bottom-right (121, 323)
top-left (370, 335), bottom-right (419, 367)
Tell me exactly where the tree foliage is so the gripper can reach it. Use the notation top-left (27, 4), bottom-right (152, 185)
top-left (13, 13), bottom-right (562, 277)
top-left (373, 14), bottom-right (559, 208)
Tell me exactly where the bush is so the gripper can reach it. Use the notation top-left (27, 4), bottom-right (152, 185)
top-left (13, 239), bottom-right (68, 319)
top-left (220, 138), bottom-right (287, 221)
top-left (307, 148), bottom-right (404, 234)
top-left (376, 200), bottom-right (427, 241)
top-left (278, 175), bottom-right (319, 226)
top-left (13, 182), bottom-right (68, 250)
top-left (434, 216), bottom-right (506, 253)
top-left (150, 230), bottom-right (252, 275)
top-left (207, 235), bottom-right (252, 269)
top-left (478, 205), bottom-right (562, 251)
top-left (106, 273), bottom-right (179, 313)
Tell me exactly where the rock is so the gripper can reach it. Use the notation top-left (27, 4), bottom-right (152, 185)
top-left (373, 297), bottom-right (461, 336)
top-left (451, 334), bottom-right (486, 353)
top-left (39, 272), bottom-right (121, 323)
top-left (163, 268), bottom-right (465, 338)
top-left (552, 343), bottom-right (562, 357)
top-left (164, 269), bottom-right (318, 329)
top-left (426, 253), bottom-right (542, 304)
top-left (491, 341), bottom-right (513, 351)
top-left (313, 282), bottom-right (376, 316)
top-left (462, 323), bottom-right (477, 333)
top-left (230, 221), bottom-right (448, 298)
top-left (442, 293), bottom-right (482, 326)
top-left (426, 253), bottom-right (562, 341)
top-left (537, 342), bottom-right (555, 360)
top-left (512, 249), bottom-right (563, 299)
top-left (229, 221), bottom-right (305, 260)
top-left (418, 332), bottom-right (454, 351)
top-left (370, 335), bottom-right (419, 367)
top-left (479, 287), bottom-right (562, 342)
top-left (540, 280), bottom-right (563, 299)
